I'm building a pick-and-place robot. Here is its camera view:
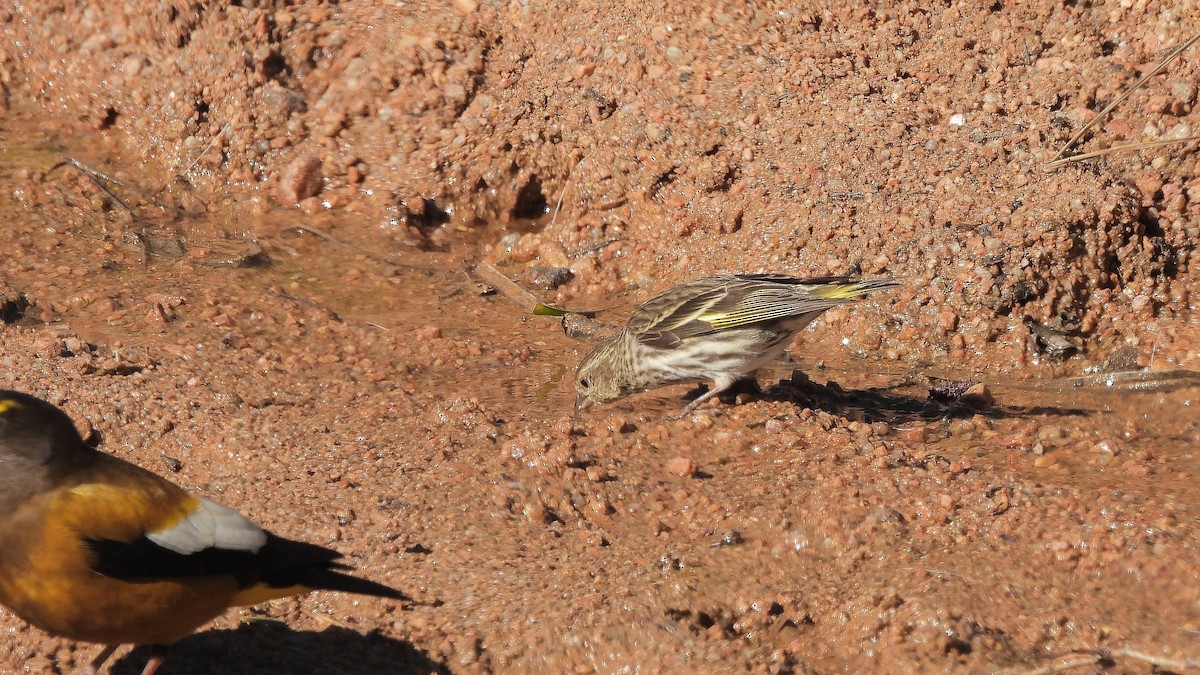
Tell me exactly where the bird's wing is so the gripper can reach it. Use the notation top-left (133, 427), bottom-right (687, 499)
top-left (626, 278), bottom-right (728, 335)
top-left (626, 277), bottom-right (731, 348)
top-left (733, 273), bottom-right (852, 286)
top-left (697, 279), bottom-right (851, 330)
top-left (734, 274), bottom-right (902, 297)
top-left (60, 483), bottom-right (333, 581)
top-left (630, 276), bottom-right (858, 345)
top-left (52, 457), bottom-right (332, 581)
top-left (54, 457), bottom-right (406, 601)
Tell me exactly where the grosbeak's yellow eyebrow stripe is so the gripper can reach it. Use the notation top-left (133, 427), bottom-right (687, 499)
top-left (0, 400), bottom-right (24, 414)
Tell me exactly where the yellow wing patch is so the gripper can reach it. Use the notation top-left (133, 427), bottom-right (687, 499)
top-left (805, 282), bottom-right (875, 299)
top-left (64, 483), bottom-right (201, 541)
top-left (698, 281), bottom-right (878, 329)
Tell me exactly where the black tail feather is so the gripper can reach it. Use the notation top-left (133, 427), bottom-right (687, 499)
top-left (304, 565), bottom-right (412, 602)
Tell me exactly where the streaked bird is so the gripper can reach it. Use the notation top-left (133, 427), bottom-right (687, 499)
top-left (573, 274), bottom-right (900, 417)
top-left (0, 390), bottom-right (411, 675)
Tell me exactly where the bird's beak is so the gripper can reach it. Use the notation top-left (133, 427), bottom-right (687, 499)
top-left (574, 394), bottom-right (594, 413)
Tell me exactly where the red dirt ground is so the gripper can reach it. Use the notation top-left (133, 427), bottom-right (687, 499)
top-left (1, 1), bottom-right (1198, 673)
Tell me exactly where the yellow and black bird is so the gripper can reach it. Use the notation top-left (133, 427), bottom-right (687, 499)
top-left (0, 390), bottom-right (410, 675)
top-left (574, 274), bottom-right (901, 417)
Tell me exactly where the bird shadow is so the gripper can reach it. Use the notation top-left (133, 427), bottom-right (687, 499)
top-left (694, 369), bottom-right (1090, 425)
top-left (111, 622), bottom-right (447, 675)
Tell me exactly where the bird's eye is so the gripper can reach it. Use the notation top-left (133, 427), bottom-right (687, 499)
top-left (579, 378), bottom-right (590, 389)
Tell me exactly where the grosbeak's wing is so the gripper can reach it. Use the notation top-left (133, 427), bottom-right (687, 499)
top-left (57, 459), bottom-right (405, 600)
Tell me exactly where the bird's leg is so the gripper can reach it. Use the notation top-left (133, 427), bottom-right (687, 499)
top-left (671, 375), bottom-right (739, 419)
top-left (139, 645), bottom-right (169, 675)
top-left (84, 645), bottom-right (118, 674)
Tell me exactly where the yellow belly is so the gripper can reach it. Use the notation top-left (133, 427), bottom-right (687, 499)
top-left (0, 566), bottom-right (242, 645)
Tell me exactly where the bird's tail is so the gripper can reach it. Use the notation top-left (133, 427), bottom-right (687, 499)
top-left (304, 564), bottom-right (413, 602)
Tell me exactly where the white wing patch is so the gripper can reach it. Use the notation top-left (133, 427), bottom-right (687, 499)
top-left (147, 497), bottom-right (268, 555)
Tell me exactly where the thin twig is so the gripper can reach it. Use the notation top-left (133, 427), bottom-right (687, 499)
top-left (54, 154), bottom-right (176, 210)
top-left (285, 225), bottom-right (443, 275)
top-left (469, 261), bottom-right (542, 312)
top-left (270, 287), bottom-right (343, 322)
top-left (1005, 655), bottom-right (1105, 675)
top-left (568, 238), bottom-right (623, 258)
top-left (53, 155), bottom-right (135, 211)
top-left (1115, 646), bottom-right (1200, 670)
top-left (1003, 646), bottom-right (1200, 675)
top-left (468, 261), bottom-right (600, 319)
top-left (157, 122), bottom-right (231, 194)
top-left (549, 157), bottom-right (580, 230)
top-left (1043, 135), bottom-right (1200, 171)
top-left (1047, 32), bottom-right (1200, 167)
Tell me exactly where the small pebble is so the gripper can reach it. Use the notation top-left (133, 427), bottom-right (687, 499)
top-left (278, 154), bottom-right (323, 202)
top-left (667, 456), bottom-right (697, 477)
top-left (961, 383), bottom-right (994, 407)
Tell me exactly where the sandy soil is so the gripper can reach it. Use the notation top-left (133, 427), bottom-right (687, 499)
top-left (1, 1), bottom-right (1199, 673)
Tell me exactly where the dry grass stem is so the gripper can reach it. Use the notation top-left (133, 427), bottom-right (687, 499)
top-left (1046, 31), bottom-right (1200, 170)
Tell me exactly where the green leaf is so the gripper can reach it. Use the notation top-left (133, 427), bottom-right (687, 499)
top-left (534, 303), bottom-right (598, 318)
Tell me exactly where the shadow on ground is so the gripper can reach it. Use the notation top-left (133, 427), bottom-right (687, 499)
top-left (691, 369), bottom-right (1091, 424)
top-left (112, 623), bottom-right (447, 675)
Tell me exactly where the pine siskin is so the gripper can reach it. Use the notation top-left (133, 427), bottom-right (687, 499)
top-left (573, 274), bottom-right (900, 417)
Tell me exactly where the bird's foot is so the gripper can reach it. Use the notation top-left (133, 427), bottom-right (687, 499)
top-left (671, 406), bottom-right (729, 420)
top-left (84, 645), bottom-right (118, 674)
top-left (139, 646), bottom-right (169, 675)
